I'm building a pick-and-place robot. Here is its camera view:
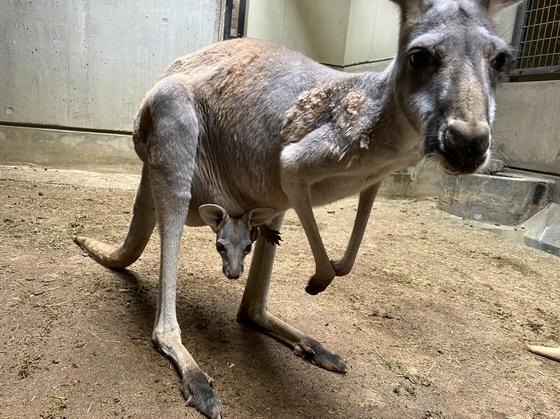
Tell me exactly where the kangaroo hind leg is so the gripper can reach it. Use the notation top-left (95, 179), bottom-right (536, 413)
top-left (238, 214), bottom-right (347, 374)
top-left (74, 164), bottom-right (156, 269)
top-left (146, 80), bottom-right (223, 419)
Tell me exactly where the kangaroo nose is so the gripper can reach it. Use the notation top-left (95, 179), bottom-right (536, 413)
top-left (441, 119), bottom-right (490, 173)
top-left (447, 120), bottom-right (490, 149)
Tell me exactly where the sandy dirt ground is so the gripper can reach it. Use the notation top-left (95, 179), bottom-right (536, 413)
top-left (0, 165), bottom-right (559, 418)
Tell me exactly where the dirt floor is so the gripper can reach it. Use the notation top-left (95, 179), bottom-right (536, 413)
top-left (1, 164), bottom-right (559, 419)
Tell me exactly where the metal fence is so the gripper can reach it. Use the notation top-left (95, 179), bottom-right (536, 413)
top-left (511, 0), bottom-right (560, 76)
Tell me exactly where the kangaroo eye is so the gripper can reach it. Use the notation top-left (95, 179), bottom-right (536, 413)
top-left (244, 244), bottom-right (252, 253)
top-left (491, 52), bottom-right (508, 72)
top-left (408, 48), bottom-right (434, 69)
top-left (216, 242), bottom-right (226, 253)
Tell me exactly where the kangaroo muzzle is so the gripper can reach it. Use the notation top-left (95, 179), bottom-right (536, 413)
top-left (439, 119), bottom-right (491, 174)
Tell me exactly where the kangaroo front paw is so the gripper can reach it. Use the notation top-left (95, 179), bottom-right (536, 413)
top-left (294, 337), bottom-right (347, 373)
top-left (305, 282), bottom-right (326, 295)
top-left (330, 259), bottom-right (351, 276)
top-left (305, 270), bottom-right (335, 295)
top-left (183, 369), bottom-right (224, 419)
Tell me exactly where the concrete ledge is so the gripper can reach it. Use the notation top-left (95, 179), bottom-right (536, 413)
top-left (523, 203), bottom-right (560, 256)
top-left (507, 168), bottom-right (560, 203)
top-left (380, 167), bottom-right (443, 198)
top-left (438, 172), bottom-right (554, 226)
top-left (0, 125), bottom-right (140, 173)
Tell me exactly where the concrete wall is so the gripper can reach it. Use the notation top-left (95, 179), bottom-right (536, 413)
top-left (246, 0), bottom-right (518, 69)
top-left (0, 0), bottom-right (222, 171)
top-left (344, 0), bottom-right (399, 67)
top-left (246, 0), bottom-right (351, 66)
top-left (493, 81), bottom-right (560, 175)
top-left (0, 0), bottom-right (222, 132)
top-left (0, 125), bottom-right (138, 173)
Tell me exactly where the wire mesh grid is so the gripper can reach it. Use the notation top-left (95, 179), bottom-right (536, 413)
top-left (513, 0), bottom-right (560, 75)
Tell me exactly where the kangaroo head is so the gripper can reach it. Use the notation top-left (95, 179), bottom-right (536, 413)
top-left (199, 204), bottom-right (278, 279)
top-left (390, 0), bottom-right (519, 174)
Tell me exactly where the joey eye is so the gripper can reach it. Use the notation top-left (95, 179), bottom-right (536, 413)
top-left (244, 244), bottom-right (252, 253)
top-left (216, 242), bottom-right (226, 253)
top-left (408, 48), bottom-right (434, 69)
top-left (491, 52), bottom-right (508, 72)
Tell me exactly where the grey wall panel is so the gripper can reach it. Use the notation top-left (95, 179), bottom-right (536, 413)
top-left (494, 81), bottom-right (560, 175)
top-left (0, 125), bottom-right (139, 173)
top-left (0, 0), bottom-right (221, 131)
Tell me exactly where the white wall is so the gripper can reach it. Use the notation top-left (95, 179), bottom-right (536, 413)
top-left (246, 0), bottom-right (351, 66)
top-left (247, 0), bottom-right (518, 68)
top-left (344, 0), bottom-right (400, 66)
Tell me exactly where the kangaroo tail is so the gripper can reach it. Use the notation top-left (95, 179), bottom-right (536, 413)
top-left (75, 165), bottom-right (156, 269)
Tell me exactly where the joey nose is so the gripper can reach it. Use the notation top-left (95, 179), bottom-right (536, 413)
top-left (224, 265), bottom-right (242, 279)
top-left (441, 119), bottom-right (490, 173)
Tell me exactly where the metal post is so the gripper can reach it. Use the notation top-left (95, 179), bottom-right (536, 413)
top-left (237, 0), bottom-right (247, 38)
top-left (223, 0), bottom-right (234, 40)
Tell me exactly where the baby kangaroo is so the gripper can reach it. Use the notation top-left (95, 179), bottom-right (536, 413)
top-left (198, 204), bottom-right (281, 279)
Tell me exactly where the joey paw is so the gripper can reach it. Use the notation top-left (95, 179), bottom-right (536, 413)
top-left (261, 227), bottom-right (282, 246)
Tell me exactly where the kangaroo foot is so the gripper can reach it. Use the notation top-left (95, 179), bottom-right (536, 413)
top-left (182, 369), bottom-right (224, 419)
top-left (294, 337), bottom-right (347, 373)
top-left (237, 309), bottom-right (346, 373)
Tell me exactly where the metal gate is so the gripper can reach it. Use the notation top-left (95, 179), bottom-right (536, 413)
top-left (511, 0), bottom-right (560, 77)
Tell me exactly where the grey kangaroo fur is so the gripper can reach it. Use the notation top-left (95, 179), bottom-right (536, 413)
top-left (74, 0), bottom-right (519, 416)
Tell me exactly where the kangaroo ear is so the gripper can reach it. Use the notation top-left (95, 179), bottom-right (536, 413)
top-left (388, 0), bottom-right (434, 15)
top-left (245, 208), bottom-right (279, 228)
top-left (480, 0), bottom-right (521, 15)
top-left (199, 204), bottom-right (229, 232)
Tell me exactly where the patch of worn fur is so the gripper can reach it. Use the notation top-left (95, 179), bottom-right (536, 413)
top-left (280, 83), bottom-right (379, 163)
top-left (280, 82), bottom-right (338, 144)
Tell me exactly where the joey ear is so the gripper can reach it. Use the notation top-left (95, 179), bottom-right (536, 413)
top-left (199, 204), bottom-right (229, 232)
top-left (250, 227), bottom-right (259, 242)
top-left (245, 207), bottom-right (279, 228)
top-left (480, 0), bottom-right (521, 15)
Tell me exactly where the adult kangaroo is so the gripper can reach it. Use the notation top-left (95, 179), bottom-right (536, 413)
top-left (75, 0), bottom-right (518, 416)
